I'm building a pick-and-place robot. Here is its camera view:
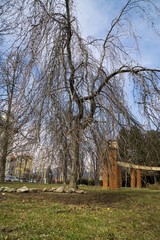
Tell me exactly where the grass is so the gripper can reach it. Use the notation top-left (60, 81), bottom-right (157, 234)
top-left (0, 183), bottom-right (160, 239)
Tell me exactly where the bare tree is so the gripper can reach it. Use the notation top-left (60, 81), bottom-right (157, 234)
top-left (44, 0), bottom-right (160, 188)
top-left (0, 48), bottom-right (41, 182)
top-left (1, 0), bottom-right (160, 188)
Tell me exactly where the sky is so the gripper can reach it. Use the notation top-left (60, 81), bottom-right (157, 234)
top-left (75, 0), bottom-right (160, 69)
top-left (75, 0), bottom-right (160, 127)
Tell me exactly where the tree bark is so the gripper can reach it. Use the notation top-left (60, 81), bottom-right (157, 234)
top-left (69, 124), bottom-right (80, 189)
top-left (61, 148), bottom-right (68, 184)
top-left (0, 156), bottom-right (6, 182)
top-left (0, 136), bottom-right (9, 182)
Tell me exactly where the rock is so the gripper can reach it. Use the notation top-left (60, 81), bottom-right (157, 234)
top-left (76, 190), bottom-right (85, 194)
top-left (48, 187), bottom-right (56, 192)
top-left (43, 187), bottom-right (48, 192)
top-left (55, 186), bottom-right (65, 193)
top-left (65, 186), bottom-right (75, 193)
top-left (17, 186), bottom-right (29, 193)
top-left (0, 187), bottom-right (5, 192)
top-left (29, 188), bottom-right (38, 193)
top-left (3, 187), bottom-right (16, 193)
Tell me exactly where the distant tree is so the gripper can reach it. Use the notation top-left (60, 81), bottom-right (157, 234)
top-left (46, 165), bottom-right (52, 184)
top-left (144, 130), bottom-right (160, 166)
top-left (118, 126), bottom-right (145, 164)
top-left (0, 51), bottom-right (20, 182)
top-left (0, 49), bottom-right (39, 182)
top-left (118, 127), bottom-right (160, 167)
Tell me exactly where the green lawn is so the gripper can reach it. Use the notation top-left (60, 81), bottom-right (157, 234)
top-left (0, 183), bottom-right (160, 240)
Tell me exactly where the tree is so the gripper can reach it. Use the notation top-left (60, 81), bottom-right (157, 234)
top-left (118, 126), bottom-right (145, 165)
top-left (1, 0), bottom-right (160, 188)
top-left (118, 127), bottom-right (160, 167)
top-left (144, 130), bottom-right (160, 166)
top-left (0, 51), bottom-right (21, 182)
top-left (0, 48), bottom-right (40, 182)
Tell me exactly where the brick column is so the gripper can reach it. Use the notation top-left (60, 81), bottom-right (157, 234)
top-left (103, 159), bottom-right (109, 189)
top-left (109, 148), bottom-right (119, 189)
top-left (117, 166), bottom-right (122, 188)
top-left (137, 169), bottom-right (141, 188)
top-left (131, 168), bottom-right (136, 188)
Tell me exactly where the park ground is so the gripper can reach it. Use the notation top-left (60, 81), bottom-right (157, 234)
top-left (0, 183), bottom-right (160, 240)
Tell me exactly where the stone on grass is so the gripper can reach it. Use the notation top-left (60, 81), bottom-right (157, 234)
top-left (56, 185), bottom-right (65, 193)
top-left (17, 186), bottom-right (29, 193)
top-left (3, 187), bottom-right (16, 193)
top-left (75, 190), bottom-right (85, 194)
top-left (0, 187), bottom-right (5, 192)
top-left (29, 188), bottom-right (38, 193)
top-left (48, 187), bottom-right (56, 192)
top-left (43, 187), bottom-right (48, 192)
top-left (65, 186), bottom-right (75, 193)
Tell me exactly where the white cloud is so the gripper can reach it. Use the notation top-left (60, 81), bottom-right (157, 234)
top-left (75, 0), bottom-right (113, 38)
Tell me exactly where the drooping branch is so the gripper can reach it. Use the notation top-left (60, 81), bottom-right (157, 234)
top-left (81, 66), bottom-right (160, 101)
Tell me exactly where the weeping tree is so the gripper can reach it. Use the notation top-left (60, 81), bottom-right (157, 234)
top-left (37, 0), bottom-right (160, 189)
top-left (1, 0), bottom-right (160, 188)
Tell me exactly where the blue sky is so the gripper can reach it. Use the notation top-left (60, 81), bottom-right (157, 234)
top-left (75, 0), bottom-right (160, 127)
top-left (75, 0), bottom-right (160, 69)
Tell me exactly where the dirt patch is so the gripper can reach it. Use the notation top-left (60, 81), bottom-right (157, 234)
top-left (1, 190), bottom-right (129, 208)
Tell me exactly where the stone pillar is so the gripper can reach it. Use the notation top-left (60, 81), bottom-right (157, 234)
top-left (137, 169), bottom-right (141, 188)
top-left (103, 159), bottom-right (109, 189)
top-left (131, 168), bottom-right (136, 188)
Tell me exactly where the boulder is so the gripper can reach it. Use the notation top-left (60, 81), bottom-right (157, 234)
top-left (17, 186), bottom-right (29, 193)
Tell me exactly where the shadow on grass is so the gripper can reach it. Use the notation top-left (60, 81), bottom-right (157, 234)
top-left (1, 183), bottom-right (160, 209)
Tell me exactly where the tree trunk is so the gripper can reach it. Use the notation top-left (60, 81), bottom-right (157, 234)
top-left (0, 138), bottom-right (9, 182)
top-left (94, 157), bottom-right (100, 186)
top-left (154, 173), bottom-right (157, 184)
top-left (61, 148), bottom-right (68, 184)
top-left (58, 131), bottom-right (68, 184)
top-left (69, 127), bottom-right (80, 189)
top-left (125, 171), bottom-right (128, 187)
top-left (0, 155), bottom-right (6, 182)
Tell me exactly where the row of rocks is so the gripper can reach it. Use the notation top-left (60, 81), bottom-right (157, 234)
top-left (0, 186), bottom-right (38, 193)
top-left (0, 185), bottom-right (85, 194)
top-left (44, 185), bottom-right (85, 194)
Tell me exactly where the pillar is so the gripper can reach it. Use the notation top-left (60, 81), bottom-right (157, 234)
top-left (117, 166), bottom-right (122, 188)
top-left (137, 169), bottom-right (141, 188)
top-left (109, 148), bottom-right (119, 189)
top-left (131, 168), bottom-right (136, 188)
top-left (103, 159), bottom-right (109, 189)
